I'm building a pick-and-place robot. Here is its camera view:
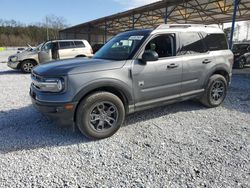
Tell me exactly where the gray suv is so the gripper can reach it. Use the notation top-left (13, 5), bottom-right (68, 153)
top-left (30, 24), bottom-right (234, 139)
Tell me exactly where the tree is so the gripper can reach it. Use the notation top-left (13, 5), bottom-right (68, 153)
top-left (44, 15), bottom-right (68, 40)
top-left (0, 16), bottom-right (68, 46)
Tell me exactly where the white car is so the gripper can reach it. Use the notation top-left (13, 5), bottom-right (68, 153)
top-left (8, 40), bottom-right (93, 73)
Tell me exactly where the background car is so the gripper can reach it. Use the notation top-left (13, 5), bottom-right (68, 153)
top-left (232, 42), bottom-right (250, 69)
top-left (7, 39), bottom-right (93, 73)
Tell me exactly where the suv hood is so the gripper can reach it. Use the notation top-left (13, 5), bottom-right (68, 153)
top-left (12, 50), bottom-right (38, 59)
top-left (33, 58), bottom-right (126, 76)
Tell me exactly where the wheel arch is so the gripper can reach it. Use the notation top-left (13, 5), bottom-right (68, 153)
top-left (73, 80), bottom-right (133, 122)
top-left (75, 54), bottom-right (86, 58)
top-left (18, 59), bottom-right (38, 69)
top-left (204, 66), bottom-right (231, 87)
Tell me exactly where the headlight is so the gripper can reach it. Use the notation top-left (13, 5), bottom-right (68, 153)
top-left (32, 77), bottom-right (65, 92)
top-left (10, 56), bottom-right (18, 62)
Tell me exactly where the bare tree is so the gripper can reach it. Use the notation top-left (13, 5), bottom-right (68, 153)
top-left (44, 15), bottom-right (68, 40)
top-left (0, 16), bottom-right (68, 46)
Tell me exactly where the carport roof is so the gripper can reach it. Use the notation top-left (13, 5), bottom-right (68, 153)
top-left (60, 0), bottom-right (250, 34)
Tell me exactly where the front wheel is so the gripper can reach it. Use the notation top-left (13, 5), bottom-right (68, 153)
top-left (76, 92), bottom-right (125, 139)
top-left (20, 60), bottom-right (36, 73)
top-left (200, 74), bottom-right (228, 108)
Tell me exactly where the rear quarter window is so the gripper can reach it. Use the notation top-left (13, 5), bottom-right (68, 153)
top-left (74, 41), bottom-right (85, 48)
top-left (203, 34), bottom-right (228, 51)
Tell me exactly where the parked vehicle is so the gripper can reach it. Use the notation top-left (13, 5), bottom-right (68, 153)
top-left (30, 24), bottom-right (233, 139)
top-left (232, 42), bottom-right (250, 69)
top-left (8, 40), bottom-right (93, 73)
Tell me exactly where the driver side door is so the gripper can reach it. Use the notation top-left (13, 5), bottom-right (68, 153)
top-left (132, 34), bottom-right (183, 110)
top-left (38, 42), bottom-right (52, 63)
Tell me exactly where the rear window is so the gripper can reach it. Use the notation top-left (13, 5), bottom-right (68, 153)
top-left (203, 34), bottom-right (228, 51)
top-left (74, 41), bottom-right (85, 48)
top-left (178, 32), bottom-right (206, 55)
top-left (59, 41), bottom-right (75, 49)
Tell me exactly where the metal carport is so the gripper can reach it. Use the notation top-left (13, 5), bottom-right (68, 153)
top-left (59, 0), bottom-right (250, 48)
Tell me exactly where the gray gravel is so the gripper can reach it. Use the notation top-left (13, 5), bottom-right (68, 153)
top-left (0, 63), bottom-right (250, 188)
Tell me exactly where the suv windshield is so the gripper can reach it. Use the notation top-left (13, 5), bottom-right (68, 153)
top-left (93, 30), bottom-right (151, 60)
top-left (34, 43), bottom-right (44, 52)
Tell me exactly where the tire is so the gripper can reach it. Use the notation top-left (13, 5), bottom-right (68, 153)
top-left (200, 74), bottom-right (228, 108)
top-left (76, 92), bottom-right (125, 139)
top-left (236, 57), bottom-right (246, 69)
top-left (20, 60), bottom-right (36, 73)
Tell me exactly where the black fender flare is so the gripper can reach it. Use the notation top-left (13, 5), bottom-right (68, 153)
top-left (203, 65), bottom-right (231, 87)
top-left (73, 78), bottom-right (134, 106)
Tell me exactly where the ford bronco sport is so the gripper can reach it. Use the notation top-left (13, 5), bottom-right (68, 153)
top-left (30, 24), bottom-right (234, 139)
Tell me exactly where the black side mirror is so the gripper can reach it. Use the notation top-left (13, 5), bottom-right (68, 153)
top-left (142, 51), bottom-right (159, 63)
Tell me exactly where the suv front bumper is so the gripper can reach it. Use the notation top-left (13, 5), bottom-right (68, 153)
top-left (7, 61), bottom-right (20, 69)
top-left (30, 88), bottom-right (78, 127)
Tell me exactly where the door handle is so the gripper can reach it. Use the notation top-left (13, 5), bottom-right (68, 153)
top-left (202, 59), bottom-right (212, 64)
top-left (167, 63), bottom-right (179, 69)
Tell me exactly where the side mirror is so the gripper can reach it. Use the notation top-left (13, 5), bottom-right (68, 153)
top-left (142, 51), bottom-right (159, 63)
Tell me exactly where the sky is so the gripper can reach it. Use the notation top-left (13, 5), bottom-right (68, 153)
top-left (0, 0), bottom-right (159, 26)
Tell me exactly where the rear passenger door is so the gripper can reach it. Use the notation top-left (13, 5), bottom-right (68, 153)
top-left (58, 41), bottom-right (76, 59)
top-left (178, 32), bottom-right (215, 96)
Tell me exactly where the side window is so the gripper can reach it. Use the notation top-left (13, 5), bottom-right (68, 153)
top-left (145, 34), bottom-right (175, 58)
top-left (59, 41), bottom-right (75, 49)
top-left (203, 34), bottom-right (228, 51)
top-left (42, 42), bottom-right (52, 51)
top-left (178, 32), bottom-right (206, 55)
top-left (74, 41), bottom-right (85, 48)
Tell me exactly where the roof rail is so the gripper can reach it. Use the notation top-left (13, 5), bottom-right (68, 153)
top-left (155, 24), bottom-right (217, 30)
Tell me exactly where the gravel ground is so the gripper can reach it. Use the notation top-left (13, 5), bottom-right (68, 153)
top-left (0, 63), bottom-right (249, 188)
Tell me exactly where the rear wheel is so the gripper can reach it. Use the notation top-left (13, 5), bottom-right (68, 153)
top-left (76, 92), bottom-right (125, 139)
top-left (20, 60), bottom-right (36, 73)
top-left (200, 74), bottom-right (227, 108)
